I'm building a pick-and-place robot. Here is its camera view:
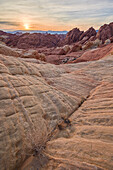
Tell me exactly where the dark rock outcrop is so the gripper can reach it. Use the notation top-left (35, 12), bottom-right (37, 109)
top-left (96, 22), bottom-right (113, 43)
top-left (110, 36), bottom-right (113, 43)
top-left (64, 28), bottom-right (84, 44)
top-left (0, 30), bottom-right (11, 36)
top-left (3, 33), bottom-right (65, 49)
top-left (63, 27), bottom-right (96, 45)
top-left (79, 27), bottom-right (96, 41)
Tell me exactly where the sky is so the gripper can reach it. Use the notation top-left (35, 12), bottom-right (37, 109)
top-left (0, 0), bottom-right (113, 31)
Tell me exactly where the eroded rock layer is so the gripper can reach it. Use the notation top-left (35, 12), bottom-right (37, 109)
top-left (44, 56), bottom-right (113, 170)
top-left (0, 53), bottom-right (113, 170)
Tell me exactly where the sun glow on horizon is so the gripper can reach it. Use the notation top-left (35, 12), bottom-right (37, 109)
top-left (24, 24), bottom-right (29, 30)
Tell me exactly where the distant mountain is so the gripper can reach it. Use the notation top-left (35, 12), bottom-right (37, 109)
top-left (5, 30), bottom-right (68, 35)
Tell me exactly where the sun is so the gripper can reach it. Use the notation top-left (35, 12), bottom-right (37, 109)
top-left (24, 24), bottom-right (29, 30)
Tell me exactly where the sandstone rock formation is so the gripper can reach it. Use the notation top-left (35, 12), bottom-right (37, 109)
top-left (82, 41), bottom-right (94, 50)
top-left (79, 27), bottom-right (96, 41)
top-left (96, 22), bottom-right (113, 43)
top-left (0, 44), bottom-right (47, 62)
top-left (0, 51), bottom-right (113, 169)
top-left (21, 49), bottom-right (46, 61)
top-left (0, 22), bottom-right (113, 170)
top-left (63, 27), bottom-right (96, 46)
top-left (58, 45), bottom-right (70, 55)
top-left (41, 42), bottom-right (113, 65)
top-left (0, 54), bottom-right (84, 169)
top-left (0, 44), bottom-right (20, 57)
top-left (3, 33), bottom-right (65, 49)
top-left (69, 43), bottom-right (82, 52)
top-left (82, 39), bottom-right (102, 50)
top-left (71, 43), bottom-right (113, 63)
top-left (64, 28), bottom-right (83, 44)
top-left (46, 54), bottom-right (68, 65)
top-left (42, 55), bottom-right (113, 170)
top-left (0, 30), bottom-right (10, 36)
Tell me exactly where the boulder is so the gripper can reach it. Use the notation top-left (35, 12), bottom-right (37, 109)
top-left (104, 39), bottom-right (111, 45)
top-left (69, 43), bottom-right (82, 52)
top-left (58, 45), bottom-right (70, 55)
top-left (93, 38), bottom-right (102, 47)
top-left (82, 39), bottom-right (102, 50)
top-left (38, 53), bottom-right (46, 61)
top-left (63, 45), bottom-right (70, 53)
top-left (82, 41), bottom-right (94, 50)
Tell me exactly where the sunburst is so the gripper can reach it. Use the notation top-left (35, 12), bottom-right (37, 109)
top-left (24, 24), bottom-right (29, 30)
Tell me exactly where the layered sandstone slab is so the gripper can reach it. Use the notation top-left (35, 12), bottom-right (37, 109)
top-left (0, 53), bottom-right (113, 169)
top-left (0, 54), bottom-right (91, 170)
top-left (43, 55), bottom-right (113, 170)
top-left (46, 81), bottom-right (113, 169)
top-left (71, 43), bottom-right (113, 63)
top-left (0, 44), bottom-right (20, 57)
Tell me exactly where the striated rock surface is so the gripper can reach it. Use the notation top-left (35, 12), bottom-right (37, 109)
top-left (43, 55), bottom-right (113, 170)
top-left (72, 43), bottom-right (113, 63)
top-left (0, 54), bottom-right (91, 169)
top-left (0, 51), bottom-right (113, 169)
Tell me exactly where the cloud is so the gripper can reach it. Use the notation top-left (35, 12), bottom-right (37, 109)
top-left (0, 0), bottom-right (113, 30)
top-left (0, 21), bottom-right (19, 26)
